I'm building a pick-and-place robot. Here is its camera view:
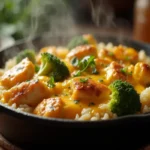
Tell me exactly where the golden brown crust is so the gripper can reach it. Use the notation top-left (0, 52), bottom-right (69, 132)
top-left (0, 58), bottom-right (35, 89)
top-left (66, 45), bottom-right (98, 60)
top-left (34, 97), bottom-right (63, 118)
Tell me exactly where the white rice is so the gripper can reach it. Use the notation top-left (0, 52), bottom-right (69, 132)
top-left (75, 108), bottom-right (92, 121)
top-left (101, 113), bottom-right (110, 120)
top-left (91, 113), bottom-right (100, 121)
top-left (98, 42), bottom-right (114, 51)
top-left (140, 87), bottom-right (150, 113)
top-left (138, 50), bottom-right (150, 65)
top-left (142, 105), bottom-right (150, 113)
top-left (11, 103), bottom-right (33, 113)
top-left (75, 104), bottom-right (117, 121)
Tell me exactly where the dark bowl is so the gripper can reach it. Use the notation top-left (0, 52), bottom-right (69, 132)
top-left (0, 34), bottom-right (150, 149)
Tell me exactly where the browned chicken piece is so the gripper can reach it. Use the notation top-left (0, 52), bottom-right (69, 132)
top-left (66, 45), bottom-right (98, 61)
top-left (34, 97), bottom-right (63, 118)
top-left (104, 61), bottom-right (127, 84)
top-left (2, 79), bottom-right (50, 107)
top-left (0, 58), bottom-right (35, 89)
top-left (56, 47), bottom-right (69, 59)
top-left (94, 58), bottom-right (111, 70)
top-left (71, 77), bottom-right (111, 104)
top-left (113, 45), bottom-right (138, 64)
top-left (133, 62), bottom-right (150, 86)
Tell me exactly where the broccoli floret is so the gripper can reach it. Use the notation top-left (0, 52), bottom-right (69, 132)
top-left (67, 34), bottom-right (97, 50)
top-left (38, 52), bottom-right (70, 81)
top-left (35, 64), bottom-right (40, 73)
top-left (16, 49), bottom-right (36, 64)
top-left (67, 35), bottom-right (89, 50)
top-left (108, 80), bottom-right (141, 116)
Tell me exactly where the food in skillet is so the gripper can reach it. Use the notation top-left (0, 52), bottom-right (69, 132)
top-left (1, 34), bottom-right (150, 121)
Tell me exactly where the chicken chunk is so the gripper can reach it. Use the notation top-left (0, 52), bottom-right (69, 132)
top-left (113, 45), bottom-right (138, 64)
top-left (133, 62), bottom-right (150, 86)
top-left (56, 47), bottom-right (69, 59)
top-left (94, 58), bottom-right (111, 70)
top-left (34, 97), bottom-right (63, 118)
top-left (71, 77), bottom-right (110, 104)
top-left (0, 58), bottom-right (35, 89)
top-left (2, 79), bottom-right (50, 107)
top-left (66, 45), bottom-right (98, 61)
top-left (104, 61), bottom-right (127, 84)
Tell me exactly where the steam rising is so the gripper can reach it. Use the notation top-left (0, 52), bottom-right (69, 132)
top-left (22, 0), bottom-right (131, 47)
top-left (26, 0), bottom-right (77, 39)
top-left (1, 0), bottom-right (132, 68)
top-left (90, 0), bottom-right (115, 27)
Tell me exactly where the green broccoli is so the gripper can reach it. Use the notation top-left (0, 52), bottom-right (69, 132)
top-left (38, 52), bottom-right (70, 81)
top-left (67, 35), bottom-right (89, 50)
top-left (108, 80), bottom-right (141, 116)
top-left (72, 55), bottom-right (98, 77)
top-left (16, 49), bottom-right (36, 64)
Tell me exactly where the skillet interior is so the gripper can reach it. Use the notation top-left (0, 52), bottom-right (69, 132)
top-left (0, 33), bottom-right (150, 149)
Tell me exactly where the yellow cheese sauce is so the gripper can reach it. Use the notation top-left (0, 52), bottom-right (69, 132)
top-left (0, 34), bottom-right (150, 121)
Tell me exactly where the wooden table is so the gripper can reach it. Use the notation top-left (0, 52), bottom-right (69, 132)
top-left (0, 134), bottom-right (21, 150)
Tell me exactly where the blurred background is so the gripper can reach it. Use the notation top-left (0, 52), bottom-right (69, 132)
top-left (0, 0), bottom-right (150, 50)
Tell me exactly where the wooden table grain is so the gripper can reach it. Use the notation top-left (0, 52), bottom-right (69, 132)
top-left (0, 134), bottom-right (21, 150)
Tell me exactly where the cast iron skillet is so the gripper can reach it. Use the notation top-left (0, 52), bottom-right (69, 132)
top-left (0, 34), bottom-right (150, 149)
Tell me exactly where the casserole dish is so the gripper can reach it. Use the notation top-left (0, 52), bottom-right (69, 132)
top-left (0, 34), bottom-right (150, 149)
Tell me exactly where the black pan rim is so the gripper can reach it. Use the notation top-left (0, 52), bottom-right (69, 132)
top-left (1, 102), bottom-right (150, 126)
